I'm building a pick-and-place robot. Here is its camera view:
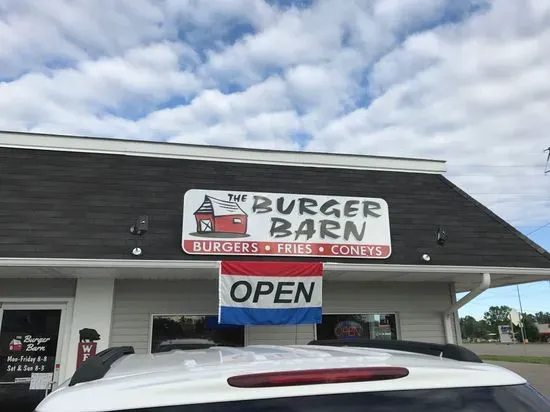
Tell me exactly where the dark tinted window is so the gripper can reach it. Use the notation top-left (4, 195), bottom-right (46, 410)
top-left (316, 314), bottom-right (398, 340)
top-left (120, 385), bottom-right (550, 412)
top-left (150, 315), bottom-right (244, 353)
top-left (1, 309), bottom-right (62, 412)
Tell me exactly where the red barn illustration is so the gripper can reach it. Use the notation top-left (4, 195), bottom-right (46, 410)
top-left (9, 337), bottom-right (23, 352)
top-left (194, 195), bottom-right (248, 235)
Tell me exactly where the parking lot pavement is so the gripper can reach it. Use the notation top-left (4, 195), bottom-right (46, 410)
top-left (488, 361), bottom-right (550, 396)
top-left (463, 343), bottom-right (550, 357)
top-left (462, 344), bottom-right (550, 396)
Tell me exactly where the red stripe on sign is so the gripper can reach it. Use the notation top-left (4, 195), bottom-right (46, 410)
top-left (220, 261), bottom-right (323, 277)
top-left (183, 240), bottom-right (391, 258)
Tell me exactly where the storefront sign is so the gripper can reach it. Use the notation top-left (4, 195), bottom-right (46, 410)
top-left (182, 189), bottom-right (391, 258)
top-left (218, 261), bottom-right (323, 325)
top-left (1, 334), bottom-right (56, 384)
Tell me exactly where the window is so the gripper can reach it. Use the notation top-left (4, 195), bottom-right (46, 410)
top-left (316, 313), bottom-right (398, 340)
top-left (150, 315), bottom-right (244, 353)
top-left (117, 384), bottom-right (550, 412)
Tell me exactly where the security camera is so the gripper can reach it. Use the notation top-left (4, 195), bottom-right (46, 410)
top-left (437, 226), bottom-right (447, 246)
top-left (130, 216), bottom-right (149, 236)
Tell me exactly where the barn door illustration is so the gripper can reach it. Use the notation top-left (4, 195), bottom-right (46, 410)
top-left (199, 219), bottom-right (213, 232)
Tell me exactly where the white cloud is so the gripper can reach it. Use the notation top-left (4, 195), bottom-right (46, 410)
top-left (165, 0), bottom-right (276, 30)
top-left (168, 110), bottom-right (302, 149)
top-left (0, 0), bottom-right (278, 79)
top-left (200, 0), bottom-right (397, 85)
top-left (373, 0), bottom-right (446, 32)
top-left (0, 0), bottom-right (170, 78)
top-left (0, 42), bottom-right (201, 131)
top-left (142, 75), bottom-right (291, 135)
top-left (304, 0), bottom-right (550, 226)
top-left (0, 0), bottom-right (549, 231)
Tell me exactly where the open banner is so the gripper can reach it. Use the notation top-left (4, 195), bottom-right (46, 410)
top-left (218, 261), bottom-right (323, 326)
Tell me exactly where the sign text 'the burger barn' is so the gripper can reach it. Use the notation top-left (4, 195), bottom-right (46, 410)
top-left (182, 189), bottom-right (391, 258)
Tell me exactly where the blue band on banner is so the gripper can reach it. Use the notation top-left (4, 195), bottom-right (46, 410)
top-left (219, 306), bottom-right (322, 326)
top-left (205, 316), bottom-right (240, 329)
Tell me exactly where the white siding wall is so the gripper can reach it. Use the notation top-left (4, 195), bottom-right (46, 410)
top-left (111, 280), bottom-right (217, 353)
top-left (322, 281), bottom-right (452, 344)
top-left (0, 278), bottom-right (76, 298)
top-left (111, 279), bottom-right (453, 353)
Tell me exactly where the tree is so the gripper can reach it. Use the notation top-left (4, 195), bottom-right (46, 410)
top-left (462, 307), bottom-right (547, 343)
top-left (459, 316), bottom-right (490, 341)
top-left (534, 311), bottom-right (550, 323)
top-left (475, 319), bottom-right (490, 340)
top-left (460, 316), bottom-right (478, 340)
top-left (483, 305), bottom-right (511, 334)
top-left (518, 313), bottom-right (541, 342)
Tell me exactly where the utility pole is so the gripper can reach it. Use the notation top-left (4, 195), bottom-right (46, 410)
top-left (545, 147), bottom-right (549, 174)
top-left (516, 285), bottom-right (527, 346)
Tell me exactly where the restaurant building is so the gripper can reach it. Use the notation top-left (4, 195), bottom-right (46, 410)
top-left (1, 131), bottom-right (550, 410)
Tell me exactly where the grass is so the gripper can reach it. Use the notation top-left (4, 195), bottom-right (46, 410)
top-left (480, 355), bottom-right (550, 365)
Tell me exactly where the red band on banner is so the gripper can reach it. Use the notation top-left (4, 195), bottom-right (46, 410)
top-left (220, 261), bottom-right (323, 277)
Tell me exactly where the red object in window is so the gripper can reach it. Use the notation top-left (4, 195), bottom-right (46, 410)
top-left (227, 367), bottom-right (409, 388)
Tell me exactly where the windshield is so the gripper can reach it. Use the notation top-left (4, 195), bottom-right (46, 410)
top-left (113, 384), bottom-right (550, 412)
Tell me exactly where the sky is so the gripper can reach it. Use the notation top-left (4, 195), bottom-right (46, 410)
top-left (0, 0), bottom-right (549, 319)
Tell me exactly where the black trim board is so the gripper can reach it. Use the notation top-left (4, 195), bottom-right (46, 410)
top-left (308, 339), bottom-right (483, 363)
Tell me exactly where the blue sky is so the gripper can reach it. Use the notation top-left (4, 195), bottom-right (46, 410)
top-left (458, 228), bottom-right (550, 320)
top-left (1, 0), bottom-right (549, 316)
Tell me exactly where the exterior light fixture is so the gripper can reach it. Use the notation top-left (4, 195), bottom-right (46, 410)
top-left (422, 253), bottom-right (431, 262)
top-left (130, 216), bottom-right (149, 257)
top-left (130, 216), bottom-right (149, 235)
top-left (436, 226), bottom-right (447, 246)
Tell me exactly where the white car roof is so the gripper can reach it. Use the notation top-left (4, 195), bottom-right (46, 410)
top-left (37, 344), bottom-right (526, 412)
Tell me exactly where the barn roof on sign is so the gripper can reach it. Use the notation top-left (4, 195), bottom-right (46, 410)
top-left (194, 196), bottom-right (246, 217)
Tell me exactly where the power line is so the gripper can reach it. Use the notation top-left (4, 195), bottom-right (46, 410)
top-left (452, 173), bottom-right (544, 177)
top-left (469, 193), bottom-right (549, 197)
top-left (526, 222), bottom-right (550, 236)
top-left (469, 197), bottom-right (548, 202)
top-left (449, 165), bottom-right (547, 169)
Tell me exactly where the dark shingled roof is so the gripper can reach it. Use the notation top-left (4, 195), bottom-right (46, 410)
top-left (0, 147), bottom-right (548, 267)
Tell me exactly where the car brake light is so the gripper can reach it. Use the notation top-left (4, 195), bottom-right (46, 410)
top-left (227, 367), bottom-right (409, 388)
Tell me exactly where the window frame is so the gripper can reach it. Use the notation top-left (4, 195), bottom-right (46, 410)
top-left (314, 312), bottom-right (401, 341)
top-left (103, 384), bottom-right (550, 412)
top-left (148, 313), bottom-right (247, 353)
top-left (147, 312), bottom-right (401, 352)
